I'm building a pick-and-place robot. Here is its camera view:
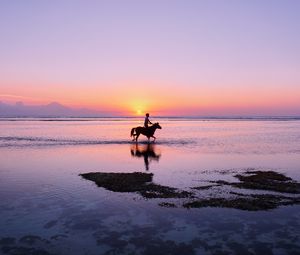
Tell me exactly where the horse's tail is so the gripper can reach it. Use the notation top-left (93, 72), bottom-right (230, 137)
top-left (130, 128), bottom-right (136, 137)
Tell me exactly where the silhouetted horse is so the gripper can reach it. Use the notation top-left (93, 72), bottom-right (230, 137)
top-left (130, 123), bottom-right (162, 142)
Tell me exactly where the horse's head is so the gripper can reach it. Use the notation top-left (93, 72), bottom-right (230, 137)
top-left (153, 122), bottom-right (162, 129)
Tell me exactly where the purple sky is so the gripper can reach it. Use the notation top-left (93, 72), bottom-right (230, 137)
top-left (0, 0), bottom-right (299, 116)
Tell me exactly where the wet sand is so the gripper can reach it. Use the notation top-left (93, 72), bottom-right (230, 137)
top-left (1, 118), bottom-right (300, 254)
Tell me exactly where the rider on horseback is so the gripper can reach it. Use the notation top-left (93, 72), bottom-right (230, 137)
top-left (131, 114), bottom-right (161, 142)
top-left (131, 113), bottom-right (161, 142)
top-left (144, 113), bottom-right (152, 128)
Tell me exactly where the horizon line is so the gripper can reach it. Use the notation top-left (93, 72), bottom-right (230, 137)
top-left (1, 115), bottom-right (300, 120)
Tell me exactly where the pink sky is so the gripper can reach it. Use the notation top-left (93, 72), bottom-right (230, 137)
top-left (0, 1), bottom-right (299, 116)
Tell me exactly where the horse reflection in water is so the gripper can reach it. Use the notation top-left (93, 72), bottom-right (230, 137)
top-left (130, 144), bottom-right (161, 170)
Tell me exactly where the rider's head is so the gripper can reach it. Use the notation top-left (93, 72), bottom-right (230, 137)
top-left (146, 113), bottom-right (149, 117)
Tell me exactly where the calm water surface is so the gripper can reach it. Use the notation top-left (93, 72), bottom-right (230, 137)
top-left (0, 118), bottom-right (299, 254)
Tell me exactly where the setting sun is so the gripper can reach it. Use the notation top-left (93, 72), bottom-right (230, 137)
top-left (136, 109), bottom-right (142, 115)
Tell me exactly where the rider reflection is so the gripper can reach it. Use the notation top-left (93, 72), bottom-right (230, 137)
top-left (130, 143), bottom-right (161, 170)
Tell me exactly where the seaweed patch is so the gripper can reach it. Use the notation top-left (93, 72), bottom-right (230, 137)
top-left (80, 170), bottom-right (300, 211)
top-left (183, 194), bottom-right (300, 211)
top-left (80, 172), bottom-right (192, 199)
top-left (233, 170), bottom-right (300, 194)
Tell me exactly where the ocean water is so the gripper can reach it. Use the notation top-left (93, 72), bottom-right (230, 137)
top-left (0, 118), bottom-right (299, 255)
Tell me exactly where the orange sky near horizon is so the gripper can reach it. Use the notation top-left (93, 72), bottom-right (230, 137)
top-left (1, 79), bottom-right (299, 116)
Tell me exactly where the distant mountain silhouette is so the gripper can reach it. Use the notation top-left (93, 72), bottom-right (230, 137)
top-left (0, 101), bottom-right (115, 117)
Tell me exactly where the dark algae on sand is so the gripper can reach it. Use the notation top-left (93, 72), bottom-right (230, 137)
top-left (233, 170), bottom-right (300, 193)
top-left (187, 170), bottom-right (300, 210)
top-left (80, 172), bottom-right (192, 199)
top-left (80, 170), bottom-right (300, 211)
top-left (183, 194), bottom-right (300, 211)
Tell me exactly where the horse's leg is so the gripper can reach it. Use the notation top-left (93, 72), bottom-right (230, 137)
top-left (131, 128), bottom-right (136, 141)
top-left (135, 133), bottom-right (140, 143)
top-left (152, 136), bottom-right (156, 142)
top-left (132, 134), bottom-right (136, 142)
